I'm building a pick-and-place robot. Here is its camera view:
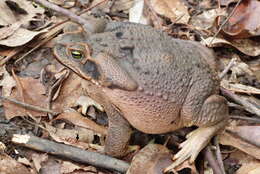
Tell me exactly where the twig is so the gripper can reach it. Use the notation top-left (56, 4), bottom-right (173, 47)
top-left (203, 146), bottom-right (223, 174)
top-left (230, 115), bottom-right (260, 123)
top-left (209, 0), bottom-right (243, 46)
top-left (0, 96), bottom-right (58, 115)
top-left (219, 58), bottom-right (237, 79)
top-left (221, 87), bottom-right (260, 117)
top-left (34, 0), bottom-right (89, 27)
top-left (214, 137), bottom-right (226, 174)
top-left (12, 134), bottom-right (130, 173)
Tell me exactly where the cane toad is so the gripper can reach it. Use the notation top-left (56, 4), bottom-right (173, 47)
top-left (54, 21), bottom-right (229, 171)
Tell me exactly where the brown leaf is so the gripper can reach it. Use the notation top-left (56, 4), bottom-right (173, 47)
top-left (55, 111), bottom-right (107, 135)
top-left (127, 144), bottom-right (173, 174)
top-left (0, 66), bottom-right (16, 97)
top-left (60, 161), bottom-right (97, 174)
top-left (236, 161), bottom-right (260, 174)
top-left (0, 154), bottom-right (33, 174)
top-left (52, 73), bottom-right (86, 112)
top-left (3, 75), bottom-right (48, 119)
top-left (221, 79), bottom-right (260, 94)
top-left (222, 0), bottom-right (260, 38)
top-left (219, 129), bottom-right (260, 160)
top-left (44, 122), bottom-right (95, 149)
top-left (203, 37), bottom-right (260, 56)
top-left (150, 0), bottom-right (190, 24)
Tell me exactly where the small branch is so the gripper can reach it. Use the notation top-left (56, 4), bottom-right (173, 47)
top-left (231, 115), bottom-right (260, 123)
top-left (221, 88), bottom-right (260, 117)
top-left (214, 137), bottom-right (226, 174)
top-left (0, 96), bottom-right (58, 115)
top-left (12, 134), bottom-right (130, 173)
top-left (219, 58), bottom-right (237, 79)
top-left (34, 0), bottom-right (88, 26)
top-left (203, 146), bottom-right (223, 174)
top-left (209, 0), bottom-right (242, 46)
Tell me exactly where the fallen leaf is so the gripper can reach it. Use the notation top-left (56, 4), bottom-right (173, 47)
top-left (237, 161), bottom-right (260, 174)
top-left (44, 122), bottom-right (95, 149)
top-left (221, 79), bottom-right (260, 94)
top-left (219, 130), bottom-right (260, 160)
top-left (60, 161), bottom-right (97, 174)
top-left (0, 0), bottom-right (44, 26)
top-left (150, 0), bottom-right (190, 24)
top-left (190, 8), bottom-right (226, 30)
top-left (127, 144), bottom-right (173, 174)
top-left (222, 0), bottom-right (260, 38)
top-left (129, 0), bottom-right (151, 25)
top-left (0, 28), bottom-right (48, 47)
top-left (203, 37), bottom-right (260, 56)
top-left (0, 66), bottom-right (16, 97)
top-left (0, 153), bottom-right (33, 174)
top-left (55, 110), bottom-right (107, 135)
top-left (3, 75), bottom-right (48, 120)
top-left (31, 153), bottom-right (49, 172)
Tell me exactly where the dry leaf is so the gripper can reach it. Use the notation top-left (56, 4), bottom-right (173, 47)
top-left (0, 153), bottom-right (33, 174)
top-left (60, 161), bottom-right (97, 174)
top-left (129, 0), bottom-right (151, 25)
top-left (219, 130), bottom-right (260, 160)
top-left (237, 161), bottom-right (260, 174)
top-left (52, 73), bottom-right (86, 112)
top-left (222, 0), bottom-right (260, 38)
top-left (0, 0), bottom-right (47, 47)
top-left (0, 66), bottom-right (16, 97)
top-left (190, 8), bottom-right (226, 30)
top-left (150, 0), bottom-right (190, 24)
top-left (44, 122), bottom-right (94, 149)
top-left (0, 0), bottom-right (44, 26)
top-left (127, 144), bottom-right (173, 174)
top-left (55, 111), bottom-right (107, 135)
top-left (31, 153), bottom-right (49, 172)
top-left (3, 76), bottom-right (47, 119)
top-left (221, 79), bottom-right (260, 94)
top-left (0, 28), bottom-right (48, 47)
top-left (203, 37), bottom-right (260, 56)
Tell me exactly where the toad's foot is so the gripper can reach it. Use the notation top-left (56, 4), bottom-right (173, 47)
top-left (76, 96), bottom-right (104, 115)
top-left (164, 121), bottom-right (226, 172)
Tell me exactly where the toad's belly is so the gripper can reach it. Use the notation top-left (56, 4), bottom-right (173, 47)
top-left (103, 88), bottom-right (182, 134)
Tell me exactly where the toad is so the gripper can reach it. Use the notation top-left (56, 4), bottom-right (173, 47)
top-left (54, 21), bottom-right (229, 172)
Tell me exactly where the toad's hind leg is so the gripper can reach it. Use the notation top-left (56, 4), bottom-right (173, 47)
top-left (165, 95), bottom-right (229, 172)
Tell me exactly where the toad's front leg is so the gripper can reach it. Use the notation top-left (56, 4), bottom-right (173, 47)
top-left (104, 104), bottom-right (132, 157)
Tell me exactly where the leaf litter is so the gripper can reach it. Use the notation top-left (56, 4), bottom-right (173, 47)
top-left (0, 0), bottom-right (260, 173)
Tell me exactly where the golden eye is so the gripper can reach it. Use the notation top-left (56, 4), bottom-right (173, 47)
top-left (71, 50), bottom-right (83, 59)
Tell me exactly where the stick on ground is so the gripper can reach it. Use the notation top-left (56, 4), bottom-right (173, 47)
top-left (12, 134), bottom-right (130, 173)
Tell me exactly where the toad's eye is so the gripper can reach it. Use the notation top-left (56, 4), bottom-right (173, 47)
top-left (71, 50), bottom-right (83, 59)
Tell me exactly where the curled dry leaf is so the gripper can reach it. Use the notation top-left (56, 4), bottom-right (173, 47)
top-left (0, 0), bottom-right (47, 47)
top-left (222, 0), bottom-right (260, 38)
top-left (0, 28), bottom-right (48, 47)
top-left (203, 37), bottom-right (260, 56)
top-left (150, 0), bottom-right (190, 24)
